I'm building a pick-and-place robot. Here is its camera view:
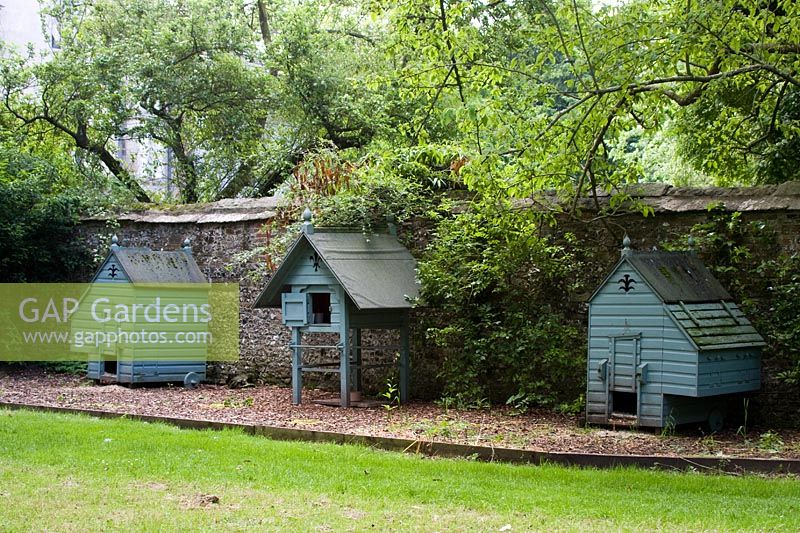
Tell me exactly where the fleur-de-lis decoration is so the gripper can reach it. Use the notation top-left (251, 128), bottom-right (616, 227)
top-left (618, 274), bottom-right (636, 293)
top-left (107, 264), bottom-right (119, 279)
top-left (310, 252), bottom-right (321, 272)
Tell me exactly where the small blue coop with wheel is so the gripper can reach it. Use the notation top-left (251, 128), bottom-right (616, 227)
top-left (83, 235), bottom-right (208, 387)
top-left (586, 237), bottom-right (765, 431)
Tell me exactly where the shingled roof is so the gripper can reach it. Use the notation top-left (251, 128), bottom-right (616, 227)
top-left (625, 252), bottom-right (731, 303)
top-left (94, 248), bottom-right (206, 284)
top-left (666, 301), bottom-right (766, 351)
top-left (254, 230), bottom-right (419, 310)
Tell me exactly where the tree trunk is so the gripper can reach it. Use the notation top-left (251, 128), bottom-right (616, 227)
top-left (170, 136), bottom-right (199, 203)
top-left (256, 0), bottom-right (272, 45)
top-left (256, 0), bottom-right (279, 77)
top-left (214, 159), bottom-right (254, 200)
top-left (45, 116), bottom-right (152, 202)
top-left (93, 145), bottom-right (152, 203)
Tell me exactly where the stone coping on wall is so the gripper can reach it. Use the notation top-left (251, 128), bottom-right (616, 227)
top-left (83, 197), bottom-right (281, 224)
top-left (605, 181), bottom-right (800, 213)
top-left (82, 182), bottom-right (800, 225)
top-left (532, 181), bottom-right (800, 214)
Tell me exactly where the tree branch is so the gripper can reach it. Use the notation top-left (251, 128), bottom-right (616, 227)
top-left (438, 0), bottom-right (465, 104)
top-left (570, 98), bottom-right (624, 217)
top-left (572, 0), bottom-right (599, 90)
top-left (414, 64), bottom-right (454, 141)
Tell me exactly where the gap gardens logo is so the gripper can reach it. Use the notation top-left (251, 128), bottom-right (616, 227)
top-left (0, 283), bottom-right (239, 362)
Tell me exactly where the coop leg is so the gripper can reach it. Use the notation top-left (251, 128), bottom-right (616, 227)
top-left (340, 308), bottom-right (351, 407)
top-left (399, 317), bottom-right (410, 404)
top-left (291, 328), bottom-right (302, 405)
top-left (354, 328), bottom-right (362, 394)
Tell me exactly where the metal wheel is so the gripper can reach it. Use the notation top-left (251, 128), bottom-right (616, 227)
top-left (183, 372), bottom-right (201, 389)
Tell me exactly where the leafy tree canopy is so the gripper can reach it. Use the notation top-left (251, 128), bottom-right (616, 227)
top-left (374, 0), bottom-right (800, 213)
top-left (0, 0), bottom-right (391, 203)
top-left (3, 0), bottom-right (798, 206)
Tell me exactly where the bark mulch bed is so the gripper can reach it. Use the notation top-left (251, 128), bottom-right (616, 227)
top-left (1, 366), bottom-right (798, 460)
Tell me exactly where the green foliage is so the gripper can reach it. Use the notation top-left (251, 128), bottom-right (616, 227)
top-left (677, 206), bottom-right (772, 299)
top-left (660, 414), bottom-right (677, 438)
top-left (55, 0), bottom-right (272, 203)
top-left (1, 0), bottom-right (395, 203)
top-left (212, 397), bottom-right (255, 409)
top-left (611, 125), bottom-right (712, 187)
top-left (314, 159), bottom-right (431, 235)
top-left (269, 2), bottom-right (387, 152)
top-left (555, 394), bottom-right (585, 416)
top-left (761, 254), bottom-right (800, 384)
top-left (5, 0), bottom-right (796, 206)
top-left (757, 430), bottom-right (785, 454)
top-left (419, 205), bottom-right (587, 409)
top-left (412, 418), bottom-right (475, 440)
top-left (42, 361), bottom-right (88, 375)
top-left (0, 7), bottom-right (149, 202)
top-left (0, 147), bottom-right (90, 281)
top-left (677, 82), bottom-right (800, 185)
top-left (235, 144), bottom-right (441, 279)
top-left (380, 380), bottom-right (400, 411)
top-left (376, 0), bottom-right (800, 209)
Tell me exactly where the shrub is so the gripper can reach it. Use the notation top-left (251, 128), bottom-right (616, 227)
top-left (0, 178), bottom-right (89, 282)
top-left (418, 204), bottom-right (588, 409)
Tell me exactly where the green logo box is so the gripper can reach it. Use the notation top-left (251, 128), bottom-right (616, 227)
top-left (0, 283), bottom-right (239, 361)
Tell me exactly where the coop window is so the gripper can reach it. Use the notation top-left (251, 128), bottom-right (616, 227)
top-left (311, 293), bottom-right (331, 324)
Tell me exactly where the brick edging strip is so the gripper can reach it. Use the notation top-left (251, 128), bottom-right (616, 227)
top-left (2, 402), bottom-right (798, 474)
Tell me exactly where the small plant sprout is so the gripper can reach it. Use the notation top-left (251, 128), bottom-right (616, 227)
top-left (758, 431), bottom-right (785, 454)
top-left (737, 398), bottom-right (750, 441)
top-left (660, 413), bottom-right (676, 438)
top-left (381, 380), bottom-right (400, 411)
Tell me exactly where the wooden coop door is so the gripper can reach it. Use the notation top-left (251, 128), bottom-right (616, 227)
top-left (609, 335), bottom-right (640, 417)
top-left (611, 336), bottom-right (639, 392)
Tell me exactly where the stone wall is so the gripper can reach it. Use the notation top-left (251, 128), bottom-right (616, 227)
top-left (75, 184), bottom-right (800, 419)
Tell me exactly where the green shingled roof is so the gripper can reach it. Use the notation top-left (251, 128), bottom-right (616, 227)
top-left (254, 231), bottom-right (419, 310)
top-left (666, 302), bottom-right (766, 351)
top-left (626, 252), bottom-right (731, 303)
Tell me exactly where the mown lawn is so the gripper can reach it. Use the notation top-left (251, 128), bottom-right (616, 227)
top-left (0, 409), bottom-right (798, 531)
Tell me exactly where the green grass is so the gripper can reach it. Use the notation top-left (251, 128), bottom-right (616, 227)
top-left (0, 410), bottom-right (798, 531)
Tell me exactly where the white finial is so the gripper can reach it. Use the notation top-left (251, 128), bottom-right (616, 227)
top-left (182, 237), bottom-right (192, 254)
top-left (302, 207), bottom-right (314, 235)
top-left (621, 234), bottom-right (632, 257)
top-left (111, 234), bottom-right (120, 249)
